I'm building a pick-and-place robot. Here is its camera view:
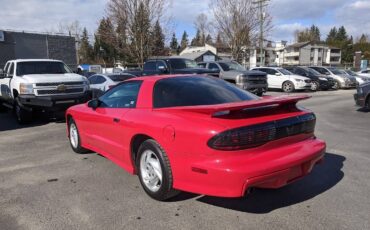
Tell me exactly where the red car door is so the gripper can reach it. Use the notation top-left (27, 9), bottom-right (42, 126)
top-left (82, 81), bottom-right (143, 164)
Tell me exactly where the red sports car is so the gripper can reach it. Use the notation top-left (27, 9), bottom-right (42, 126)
top-left (66, 75), bottom-right (326, 201)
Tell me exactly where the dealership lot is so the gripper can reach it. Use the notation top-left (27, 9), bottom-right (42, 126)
top-left (0, 89), bottom-right (369, 230)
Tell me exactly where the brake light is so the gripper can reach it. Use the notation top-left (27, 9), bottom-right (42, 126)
top-left (208, 113), bottom-right (316, 151)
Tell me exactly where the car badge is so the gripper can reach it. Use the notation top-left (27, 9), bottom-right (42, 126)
top-left (57, 84), bottom-right (67, 92)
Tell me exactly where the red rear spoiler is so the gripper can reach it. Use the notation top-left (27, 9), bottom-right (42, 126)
top-left (156, 95), bottom-right (311, 117)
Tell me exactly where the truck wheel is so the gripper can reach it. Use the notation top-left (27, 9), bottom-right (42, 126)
top-left (14, 98), bottom-right (31, 124)
top-left (256, 92), bottom-right (263, 97)
top-left (68, 118), bottom-right (89, 154)
top-left (282, 81), bottom-right (295, 93)
top-left (137, 139), bottom-right (180, 201)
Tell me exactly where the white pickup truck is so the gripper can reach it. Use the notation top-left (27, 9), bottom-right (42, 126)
top-left (0, 59), bottom-right (90, 123)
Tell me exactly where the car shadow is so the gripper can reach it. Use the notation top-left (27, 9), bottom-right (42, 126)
top-left (357, 108), bottom-right (369, 113)
top-left (194, 152), bottom-right (345, 213)
top-left (0, 110), bottom-right (65, 132)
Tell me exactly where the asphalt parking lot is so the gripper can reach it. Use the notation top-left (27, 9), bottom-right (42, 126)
top-left (0, 89), bottom-right (369, 230)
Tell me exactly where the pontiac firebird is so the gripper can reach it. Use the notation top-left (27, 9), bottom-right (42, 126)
top-left (66, 75), bottom-right (326, 201)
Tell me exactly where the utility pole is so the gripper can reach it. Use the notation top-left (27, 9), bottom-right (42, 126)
top-left (253, 0), bottom-right (269, 67)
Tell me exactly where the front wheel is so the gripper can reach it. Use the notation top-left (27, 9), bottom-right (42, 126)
top-left (282, 81), bottom-right (295, 93)
top-left (311, 81), bottom-right (319, 91)
top-left (14, 98), bottom-right (32, 124)
top-left (332, 81), bottom-right (340, 90)
top-left (137, 139), bottom-right (179, 201)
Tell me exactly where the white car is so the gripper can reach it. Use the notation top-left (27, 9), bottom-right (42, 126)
top-left (344, 70), bottom-right (370, 85)
top-left (251, 67), bottom-right (312, 93)
top-left (88, 73), bottom-right (136, 97)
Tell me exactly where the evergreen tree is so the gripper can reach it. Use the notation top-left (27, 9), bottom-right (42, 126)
top-left (180, 31), bottom-right (189, 51)
top-left (191, 29), bottom-right (202, 46)
top-left (358, 34), bottom-right (367, 44)
top-left (151, 20), bottom-right (165, 56)
top-left (326, 27), bottom-right (337, 43)
top-left (95, 18), bottom-right (118, 65)
top-left (78, 27), bottom-right (93, 63)
top-left (215, 32), bottom-right (225, 48)
top-left (170, 33), bottom-right (178, 53)
top-left (205, 34), bottom-right (213, 44)
top-left (336, 26), bottom-right (348, 41)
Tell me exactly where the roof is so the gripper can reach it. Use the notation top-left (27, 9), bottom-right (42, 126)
top-left (179, 50), bottom-right (217, 60)
top-left (11, 59), bottom-right (62, 62)
top-left (286, 41), bottom-right (311, 49)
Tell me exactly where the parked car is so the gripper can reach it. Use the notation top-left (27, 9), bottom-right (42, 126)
top-left (356, 69), bottom-right (370, 77)
top-left (251, 67), bottom-right (312, 93)
top-left (284, 66), bottom-right (335, 91)
top-left (0, 59), bottom-right (90, 123)
top-left (88, 73), bottom-right (136, 98)
top-left (197, 61), bottom-right (267, 96)
top-left (66, 75), bottom-right (326, 201)
top-left (124, 57), bottom-right (219, 77)
top-left (309, 66), bottom-right (356, 89)
top-left (354, 82), bottom-right (370, 110)
top-left (343, 70), bottom-right (370, 85)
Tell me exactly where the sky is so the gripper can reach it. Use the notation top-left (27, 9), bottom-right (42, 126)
top-left (0, 0), bottom-right (369, 44)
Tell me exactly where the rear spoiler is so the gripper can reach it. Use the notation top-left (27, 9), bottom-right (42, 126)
top-left (157, 95), bottom-right (311, 117)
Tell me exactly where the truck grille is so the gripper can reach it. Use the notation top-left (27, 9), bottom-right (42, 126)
top-left (37, 88), bottom-right (84, 95)
top-left (36, 82), bottom-right (84, 87)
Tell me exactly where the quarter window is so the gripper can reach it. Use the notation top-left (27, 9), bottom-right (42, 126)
top-left (208, 63), bottom-right (220, 70)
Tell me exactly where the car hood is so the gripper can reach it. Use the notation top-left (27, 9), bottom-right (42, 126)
top-left (21, 73), bottom-right (87, 84)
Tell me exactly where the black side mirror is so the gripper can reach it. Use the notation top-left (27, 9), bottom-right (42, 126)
top-left (87, 99), bottom-right (100, 110)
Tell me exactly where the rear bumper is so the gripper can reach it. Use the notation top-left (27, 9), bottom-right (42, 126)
top-left (18, 92), bottom-right (90, 110)
top-left (173, 135), bottom-right (326, 197)
top-left (354, 93), bottom-right (365, 107)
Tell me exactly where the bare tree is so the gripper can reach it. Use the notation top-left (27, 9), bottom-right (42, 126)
top-left (194, 13), bottom-right (209, 44)
top-left (210, 0), bottom-right (272, 61)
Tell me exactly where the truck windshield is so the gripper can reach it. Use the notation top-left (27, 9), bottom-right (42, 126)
top-left (16, 61), bottom-right (72, 76)
top-left (168, 59), bottom-right (198, 70)
top-left (218, 62), bottom-right (246, 71)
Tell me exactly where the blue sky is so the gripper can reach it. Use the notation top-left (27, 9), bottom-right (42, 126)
top-left (0, 0), bottom-right (369, 44)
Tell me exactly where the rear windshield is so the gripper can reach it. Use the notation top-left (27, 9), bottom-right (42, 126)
top-left (108, 74), bottom-right (135, 82)
top-left (168, 59), bottom-right (198, 70)
top-left (16, 61), bottom-right (72, 76)
top-left (153, 76), bottom-right (258, 108)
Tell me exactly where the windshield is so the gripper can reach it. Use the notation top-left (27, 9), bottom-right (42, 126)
top-left (278, 68), bottom-right (293, 75)
top-left (345, 70), bottom-right (357, 76)
top-left (304, 67), bottom-right (321, 75)
top-left (16, 61), bottom-right (72, 76)
top-left (218, 62), bottom-right (246, 71)
top-left (168, 59), bottom-right (198, 70)
top-left (328, 68), bottom-right (345, 75)
top-left (153, 76), bottom-right (258, 108)
top-left (108, 74), bottom-right (135, 82)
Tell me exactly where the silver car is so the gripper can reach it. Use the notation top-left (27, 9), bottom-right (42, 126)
top-left (309, 66), bottom-right (356, 89)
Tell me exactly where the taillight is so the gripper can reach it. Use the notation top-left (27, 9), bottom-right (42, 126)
top-left (208, 113), bottom-right (316, 151)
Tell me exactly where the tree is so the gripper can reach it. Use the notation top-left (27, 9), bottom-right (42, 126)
top-left (205, 34), bottom-right (213, 44)
top-left (180, 31), bottom-right (189, 51)
top-left (336, 26), bottom-right (348, 42)
top-left (170, 33), bottom-right (178, 52)
top-left (326, 26), bottom-right (353, 63)
top-left (358, 34), bottom-right (368, 44)
top-left (107, 0), bottom-right (170, 65)
top-left (78, 28), bottom-right (94, 63)
top-left (295, 24), bottom-right (320, 42)
top-left (151, 20), bottom-right (166, 56)
top-left (191, 29), bottom-right (202, 46)
top-left (326, 27), bottom-right (337, 44)
top-left (95, 18), bottom-right (118, 65)
top-left (194, 13), bottom-right (209, 46)
top-left (210, 0), bottom-right (272, 61)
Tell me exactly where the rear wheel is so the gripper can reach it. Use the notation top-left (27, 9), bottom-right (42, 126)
top-left (137, 139), bottom-right (179, 201)
top-left (69, 118), bottom-right (89, 154)
top-left (14, 98), bottom-right (32, 124)
top-left (282, 81), bottom-right (295, 93)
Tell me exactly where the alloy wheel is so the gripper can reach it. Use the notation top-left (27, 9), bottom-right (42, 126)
top-left (70, 123), bottom-right (79, 148)
top-left (140, 150), bottom-right (163, 192)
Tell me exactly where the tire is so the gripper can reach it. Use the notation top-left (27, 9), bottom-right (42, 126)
top-left (68, 118), bottom-right (89, 154)
top-left (137, 139), bottom-right (179, 201)
top-left (332, 81), bottom-right (340, 90)
top-left (311, 81), bottom-right (319, 91)
top-left (365, 96), bottom-right (370, 111)
top-left (282, 81), bottom-right (295, 93)
top-left (256, 92), bottom-right (263, 97)
top-left (14, 98), bottom-right (32, 124)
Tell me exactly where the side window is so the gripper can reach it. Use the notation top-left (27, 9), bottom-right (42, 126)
top-left (96, 76), bottom-right (106, 84)
top-left (208, 63), bottom-right (220, 70)
top-left (156, 61), bottom-right (167, 71)
top-left (143, 61), bottom-right (156, 71)
top-left (295, 68), bottom-right (305, 76)
top-left (88, 76), bottom-right (97, 84)
top-left (266, 69), bottom-right (277, 75)
top-left (99, 81), bottom-right (143, 108)
top-left (198, 63), bottom-right (206, 68)
top-left (3, 63), bottom-right (9, 73)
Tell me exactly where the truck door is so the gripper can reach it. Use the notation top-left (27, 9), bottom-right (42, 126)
top-left (142, 61), bottom-right (158, 76)
top-left (0, 62), bottom-right (13, 102)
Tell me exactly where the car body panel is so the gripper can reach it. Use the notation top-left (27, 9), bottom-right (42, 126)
top-left (66, 75), bottom-right (326, 197)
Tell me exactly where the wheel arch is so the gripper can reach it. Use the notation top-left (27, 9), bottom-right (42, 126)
top-left (130, 134), bottom-right (155, 173)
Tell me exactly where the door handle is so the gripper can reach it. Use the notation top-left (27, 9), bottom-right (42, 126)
top-left (113, 118), bottom-right (120, 123)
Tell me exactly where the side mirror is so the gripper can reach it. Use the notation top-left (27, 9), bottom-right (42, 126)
top-left (158, 65), bottom-right (167, 73)
top-left (87, 99), bottom-right (100, 110)
top-left (275, 72), bottom-right (282, 76)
